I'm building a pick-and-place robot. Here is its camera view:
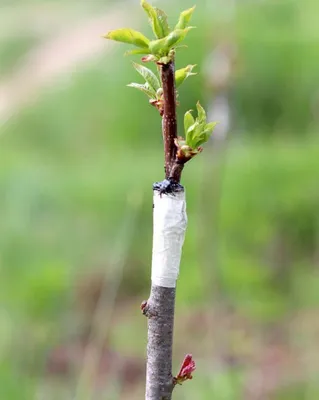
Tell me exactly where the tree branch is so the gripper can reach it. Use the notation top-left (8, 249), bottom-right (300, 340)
top-left (145, 60), bottom-right (187, 399)
top-left (168, 162), bottom-right (184, 183)
top-left (146, 285), bottom-right (175, 400)
top-left (161, 61), bottom-right (177, 179)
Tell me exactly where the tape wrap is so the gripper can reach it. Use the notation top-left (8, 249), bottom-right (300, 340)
top-left (151, 191), bottom-right (187, 288)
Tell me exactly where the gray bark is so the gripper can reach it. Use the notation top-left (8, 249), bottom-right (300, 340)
top-left (145, 284), bottom-right (175, 400)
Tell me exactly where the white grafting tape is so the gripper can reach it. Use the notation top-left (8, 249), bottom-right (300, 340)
top-left (151, 191), bottom-right (187, 288)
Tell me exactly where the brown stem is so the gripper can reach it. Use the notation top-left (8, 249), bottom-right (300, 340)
top-left (168, 162), bottom-right (184, 183)
top-left (161, 61), bottom-right (177, 179)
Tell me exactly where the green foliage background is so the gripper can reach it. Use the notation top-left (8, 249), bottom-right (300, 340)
top-left (1, 0), bottom-right (319, 398)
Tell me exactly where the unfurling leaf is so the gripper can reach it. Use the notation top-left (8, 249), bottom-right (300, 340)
top-left (191, 122), bottom-right (214, 148)
top-left (204, 122), bottom-right (218, 134)
top-left (164, 27), bottom-right (194, 49)
top-left (175, 6), bottom-right (196, 30)
top-left (149, 27), bottom-right (194, 57)
top-left (149, 37), bottom-right (169, 56)
top-left (127, 83), bottom-right (156, 99)
top-left (125, 48), bottom-right (150, 56)
top-left (194, 134), bottom-right (209, 148)
top-left (148, 28), bottom-right (195, 62)
top-left (154, 7), bottom-right (170, 37)
top-left (141, 0), bottom-right (170, 39)
top-left (175, 65), bottom-right (197, 88)
top-left (184, 110), bottom-right (195, 136)
top-left (185, 121), bottom-right (198, 148)
top-left (196, 101), bottom-right (206, 123)
top-left (103, 28), bottom-right (150, 48)
top-left (132, 62), bottom-right (161, 92)
top-left (182, 103), bottom-right (218, 150)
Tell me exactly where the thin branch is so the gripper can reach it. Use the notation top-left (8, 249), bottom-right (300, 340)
top-left (161, 61), bottom-right (177, 179)
top-left (168, 162), bottom-right (184, 183)
top-left (146, 286), bottom-right (175, 400)
top-left (145, 59), bottom-right (188, 400)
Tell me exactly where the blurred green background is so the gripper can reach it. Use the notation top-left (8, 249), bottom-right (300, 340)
top-left (1, 0), bottom-right (319, 398)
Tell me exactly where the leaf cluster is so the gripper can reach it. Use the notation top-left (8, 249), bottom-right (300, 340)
top-left (103, 1), bottom-right (196, 63)
top-left (102, 1), bottom-right (218, 160)
top-left (127, 63), bottom-right (197, 113)
top-left (184, 102), bottom-right (218, 149)
top-left (174, 102), bottom-right (218, 160)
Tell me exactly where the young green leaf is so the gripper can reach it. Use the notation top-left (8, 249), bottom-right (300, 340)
top-left (204, 122), bottom-right (218, 133)
top-left (196, 123), bottom-right (215, 146)
top-left (142, 54), bottom-right (158, 63)
top-left (149, 37), bottom-right (169, 56)
top-left (175, 65), bottom-right (197, 88)
top-left (141, 0), bottom-right (170, 39)
top-left (184, 110), bottom-right (195, 135)
top-left (164, 27), bottom-right (195, 49)
top-left (193, 121), bottom-right (207, 144)
top-left (186, 121), bottom-right (217, 148)
top-left (196, 101), bottom-right (206, 123)
top-left (185, 121), bottom-right (198, 148)
top-left (103, 28), bottom-right (150, 48)
top-left (175, 6), bottom-right (196, 30)
top-left (194, 135), bottom-right (209, 147)
top-left (148, 27), bottom-right (194, 60)
top-left (132, 62), bottom-right (161, 92)
top-left (183, 101), bottom-right (217, 150)
top-left (127, 83), bottom-right (156, 99)
top-left (125, 48), bottom-right (150, 56)
top-left (154, 7), bottom-right (170, 37)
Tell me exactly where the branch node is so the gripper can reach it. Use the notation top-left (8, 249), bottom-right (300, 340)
top-left (140, 300), bottom-right (157, 318)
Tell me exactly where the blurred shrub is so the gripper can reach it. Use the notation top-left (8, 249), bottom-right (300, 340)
top-left (230, 0), bottom-right (319, 135)
top-left (1, 1), bottom-right (319, 396)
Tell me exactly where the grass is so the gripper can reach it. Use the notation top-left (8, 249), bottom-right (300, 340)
top-left (1, 131), bottom-right (319, 397)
